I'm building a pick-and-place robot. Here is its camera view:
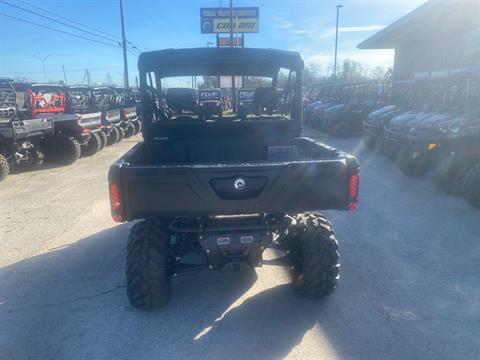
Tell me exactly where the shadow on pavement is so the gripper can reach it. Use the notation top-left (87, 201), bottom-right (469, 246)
top-left (0, 223), bottom-right (336, 360)
top-left (1, 211), bottom-right (479, 360)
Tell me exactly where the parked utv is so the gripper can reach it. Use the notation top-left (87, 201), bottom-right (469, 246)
top-left (237, 89), bottom-right (256, 118)
top-left (323, 83), bottom-right (383, 138)
top-left (0, 79), bottom-right (53, 181)
top-left (26, 84), bottom-right (87, 165)
top-left (108, 48), bottom-right (359, 310)
top-left (93, 86), bottom-right (124, 145)
top-left (165, 88), bottom-right (198, 114)
top-left (435, 69), bottom-right (480, 197)
top-left (68, 85), bottom-right (107, 156)
top-left (362, 81), bottom-right (414, 149)
top-left (381, 79), bottom-right (443, 161)
top-left (114, 87), bottom-right (142, 137)
top-left (198, 88), bottom-right (223, 118)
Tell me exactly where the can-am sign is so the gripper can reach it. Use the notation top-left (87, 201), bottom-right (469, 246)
top-left (200, 7), bottom-right (259, 34)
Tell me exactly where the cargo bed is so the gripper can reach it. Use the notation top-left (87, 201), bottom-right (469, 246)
top-left (109, 137), bottom-right (359, 220)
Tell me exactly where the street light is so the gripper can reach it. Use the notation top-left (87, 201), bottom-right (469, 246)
top-left (33, 55), bottom-right (51, 83)
top-left (333, 5), bottom-right (343, 77)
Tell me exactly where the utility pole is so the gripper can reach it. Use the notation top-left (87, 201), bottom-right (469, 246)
top-left (333, 5), bottom-right (343, 78)
top-left (33, 55), bottom-right (51, 83)
top-left (229, 0), bottom-right (236, 110)
top-left (119, 0), bottom-right (129, 88)
top-left (62, 65), bottom-right (67, 84)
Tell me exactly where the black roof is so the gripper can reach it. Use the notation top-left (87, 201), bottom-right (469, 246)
top-left (138, 47), bottom-right (304, 77)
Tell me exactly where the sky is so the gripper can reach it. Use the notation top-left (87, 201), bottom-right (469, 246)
top-left (0, 0), bottom-right (426, 85)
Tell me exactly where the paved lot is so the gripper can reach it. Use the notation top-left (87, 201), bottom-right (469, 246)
top-left (1, 129), bottom-right (479, 360)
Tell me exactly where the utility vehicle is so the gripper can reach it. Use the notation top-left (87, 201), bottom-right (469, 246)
top-left (0, 79), bottom-right (53, 181)
top-left (381, 79), bottom-right (444, 160)
top-left (435, 68), bottom-right (480, 197)
top-left (198, 88), bottom-right (223, 118)
top-left (68, 85), bottom-right (106, 156)
top-left (323, 82), bottom-right (384, 138)
top-left (237, 89), bottom-right (256, 119)
top-left (108, 48), bottom-right (359, 310)
top-left (115, 87), bottom-right (142, 137)
top-left (165, 88), bottom-right (198, 114)
top-left (362, 80), bottom-right (414, 150)
top-left (26, 84), bottom-right (87, 165)
top-left (93, 86), bottom-right (124, 145)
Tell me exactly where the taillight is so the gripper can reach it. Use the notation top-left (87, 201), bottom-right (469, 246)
top-left (109, 183), bottom-right (124, 222)
top-left (347, 173), bottom-right (359, 210)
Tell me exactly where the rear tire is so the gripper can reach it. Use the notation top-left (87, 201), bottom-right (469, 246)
top-left (106, 127), bottom-right (119, 146)
top-left (124, 123), bottom-right (135, 139)
top-left (0, 154), bottom-right (9, 181)
top-left (98, 131), bottom-right (108, 150)
top-left (46, 135), bottom-right (81, 165)
top-left (285, 213), bottom-right (340, 298)
top-left (81, 132), bottom-right (101, 157)
top-left (396, 144), bottom-right (430, 176)
top-left (117, 127), bottom-right (125, 142)
top-left (436, 154), bottom-right (471, 195)
top-left (132, 120), bottom-right (141, 135)
top-left (126, 220), bottom-right (171, 310)
top-left (463, 163), bottom-right (480, 208)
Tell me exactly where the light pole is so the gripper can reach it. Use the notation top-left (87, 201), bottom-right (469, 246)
top-left (333, 5), bottom-right (343, 78)
top-left (119, 0), bottom-right (129, 88)
top-left (33, 55), bottom-right (51, 82)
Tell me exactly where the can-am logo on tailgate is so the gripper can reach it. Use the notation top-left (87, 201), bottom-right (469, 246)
top-left (234, 178), bottom-right (246, 191)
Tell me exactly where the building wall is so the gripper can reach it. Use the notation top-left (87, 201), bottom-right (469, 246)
top-left (393, 35), bottom-right (468, 81)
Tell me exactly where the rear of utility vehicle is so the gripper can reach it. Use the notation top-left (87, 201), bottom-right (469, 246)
top-left (108, 48), bottom-right (359, 310)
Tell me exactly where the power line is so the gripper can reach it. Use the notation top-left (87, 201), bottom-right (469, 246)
top-left (16, 0), bottom-right (121, 41)
top-left (0, 12), bottom-right (122, 48)
top-left (127, 49), bottom-right (139, 57)
top-left (0, 0), bottom-right (121, 45)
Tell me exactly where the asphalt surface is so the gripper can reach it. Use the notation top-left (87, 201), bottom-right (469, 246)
top-left (1, 129), bottom-right (479, 360)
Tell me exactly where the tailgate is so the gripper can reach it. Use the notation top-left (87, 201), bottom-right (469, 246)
top-left (110, 145), bottom-right (358, 220)
top-left (13, 117), bottom-right (53, 139)
top-left (79, 112), bottom-right (102, 129)
top-left (105, 109), bottom-right (121, 124)
top-left (123, 106), bottom-right (138, 120)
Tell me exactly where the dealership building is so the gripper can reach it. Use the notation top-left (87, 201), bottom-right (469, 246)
top-left (358, 0), bottom-right (479, 82)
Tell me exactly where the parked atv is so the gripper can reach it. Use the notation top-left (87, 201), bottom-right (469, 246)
top-left (198, 88), bottom-right (223, 119)
top-left (0, 79), bottom-right (53, 181)
top-left (69, 85), bottom-right (107, 156)
top-left (26, 84), bottom-right (87, 165)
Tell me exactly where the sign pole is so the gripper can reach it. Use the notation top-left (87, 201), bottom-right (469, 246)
top-left (229, 0), bottom-right (236, 110)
